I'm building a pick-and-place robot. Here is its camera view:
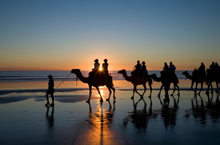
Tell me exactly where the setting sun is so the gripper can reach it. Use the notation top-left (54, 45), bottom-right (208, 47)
top-left (99, 66), bottom-right (103, 71)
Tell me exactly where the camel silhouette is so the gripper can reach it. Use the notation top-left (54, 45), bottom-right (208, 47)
top-left (151, 71), bottom-right (180, 97)
top-left (206, 69), bottom-right (220, 95)
top-left (118, 69), bottom-right (152, 99)
top-left (182, 70), bottom-right (206, 95)
top-left (71, 69), bottom-right (115, 102)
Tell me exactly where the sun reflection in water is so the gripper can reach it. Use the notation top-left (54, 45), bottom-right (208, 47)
top-left (96, 86), bottom-right (105, 100)
top-left (74, 102), bottom-right (123, 145)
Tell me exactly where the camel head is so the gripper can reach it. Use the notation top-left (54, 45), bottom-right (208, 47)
top-left (71, 69), bottom-right (80, 74)
top-left (182, 71), bottom-right (193, 80)
top-left (118, 69), bottom-right (126, 75)
top-left (150, 74), bottom-right (160, 82)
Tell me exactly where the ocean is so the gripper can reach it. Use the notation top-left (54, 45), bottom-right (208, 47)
top-left (0, 70), bottom-right (188, 82)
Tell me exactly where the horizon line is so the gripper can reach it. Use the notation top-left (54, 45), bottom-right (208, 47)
top-left (0, 69), bottom-right (194, 71)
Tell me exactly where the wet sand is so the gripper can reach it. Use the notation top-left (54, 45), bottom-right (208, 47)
top-left (0, 80), bottom-right (220, 145)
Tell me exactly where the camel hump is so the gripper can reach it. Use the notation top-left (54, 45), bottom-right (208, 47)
top-left (89, 71), bottom-right (114, 86)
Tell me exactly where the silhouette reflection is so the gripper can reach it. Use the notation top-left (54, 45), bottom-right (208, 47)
top-left (123, 98), bottom-right (157, 132)
top-left (206, 95), bottom-right (220, 123)
top-left (45, 106), bottom-right (54, 129)
top-left (75, 101), bottom-right (123, 145)
top-left (185, 93), bottom-right (220, 125)
top-left (158, 95), bottom-right (179, 129)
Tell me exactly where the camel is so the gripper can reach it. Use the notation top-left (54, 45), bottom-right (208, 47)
top-left (71, 69), bottom-right (115, 102)
top-left (206, 69), bottom-right (220, 95)
top-left (182, 70), bottom-right (206, 95)
top-left (118, 69), bottom-right (152, 99)
top-left (151, 70), bottom-right (180, 97)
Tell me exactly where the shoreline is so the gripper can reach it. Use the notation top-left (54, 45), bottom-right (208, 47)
top-left (0, 87), bottom-right (216, 96)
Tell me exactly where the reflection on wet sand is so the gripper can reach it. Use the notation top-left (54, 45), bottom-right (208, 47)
top-left (158, 95), bottom-right (179, 129)
top-left (74, 101), bottom-right (124, 145)
top-left (123, 97), bottom-right (157, 132)
top-left (185, 94), bottom-right (220, 124)
top-left (46, 106), bottom-right (54, 130)
top-left (123, 93), bottom-right (180, 131)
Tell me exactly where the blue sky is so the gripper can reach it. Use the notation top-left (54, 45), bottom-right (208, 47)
top-left (0, 0), bottom-right (219, 70)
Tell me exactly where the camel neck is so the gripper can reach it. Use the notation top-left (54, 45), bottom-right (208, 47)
top-left (122, 72), bottom-right (132, 82)
top-left (184, 72), bottom-right (192, 80)
top-left (75, 71), bottom-right (88, 83)
top-left (152, 74), bottom-right (161, 82)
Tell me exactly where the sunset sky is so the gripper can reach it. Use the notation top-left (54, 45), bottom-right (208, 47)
top-left (1, 0), bottom-right (220, 71)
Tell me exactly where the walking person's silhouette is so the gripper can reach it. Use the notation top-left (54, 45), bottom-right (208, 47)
top-left (45, 75), bottom-right (54, 107)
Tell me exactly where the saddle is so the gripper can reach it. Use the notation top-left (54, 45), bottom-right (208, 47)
top-left (89, 71), bottom-right (111, 85)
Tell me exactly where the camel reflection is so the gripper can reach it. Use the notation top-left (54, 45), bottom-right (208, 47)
top-left (123, 98), bottom-right (157, 132)
top-left (158, 95), bottom-right (179, 129)
top-left (185, 94), bottom-right (220, 125)
top-left (207, 95), bottom-right (220, 123)
top-left (75, 101), bottom-right (123, 145)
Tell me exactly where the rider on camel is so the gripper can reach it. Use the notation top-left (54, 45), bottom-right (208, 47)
top-left (163, 62), bottom-right (169, 72)
top-left (89, 59), bottom-right (100, 78)
top-left (198, 62), bottom-right (206, 78)
top-left (141, 61), bottom-right (148, 77)
top-left (102, 59), bottom-right (109, 77)
top-left (102, 59), bottom-right (109, 80)
top-left (169, 62), bottom-right (178, 82)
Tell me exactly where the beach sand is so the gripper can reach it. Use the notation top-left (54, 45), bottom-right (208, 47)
top-left (0, 80), bottom-right (220, 145)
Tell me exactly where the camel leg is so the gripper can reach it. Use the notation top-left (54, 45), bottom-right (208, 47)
top-left (96, 86), bottom-right (103, 102)
top-left (135, 87), bottom-right (143, 98)
top-left (158, 85), bottom-right (163, 98)
top-left (171, 83), bottom-right (176, 96)
top-left (136, 98), bottom-right (142, 106)
top-left (86, 85), bottom-right (92, 103)
top-left (194, 83), bottom-right (198, 96)
top-left (216, 81), bottom-right (219, 94)
top-left (158, 96), bottom-right (164, 106)
top-left (172, 95), bottom-right (177, 106)
top-left (206, 83), bottom-right (210, 96)
top-left (176, 84), bottom-right (180, 96)
top-left (141, 83), bottom-right (147, 99)
top-left (107, 99), bottom-right (112, 111)
top-left (111, 86), bottom-right (116, 100)
top-left (148, 81), bottom-right (152, 98)
top-left (164, 86), bottom-right (170, 107)
top-left (132, 98), bottom-right (137, 111)
top-left (191, 81), bottom-right (194, 90)
top-left (198, 82), bottom-right (203, 96)
top-left (210, 83), bottom-right (213, 95)
top-left (142, 98), bottom-right (147, 110)
top-left (106, 86), bottom-right (112, 101)
top-left (131, 85), bottom-right (136, 99)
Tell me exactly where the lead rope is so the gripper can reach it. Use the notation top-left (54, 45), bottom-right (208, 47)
top-left (55, 73), bottom-right (71, 89)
